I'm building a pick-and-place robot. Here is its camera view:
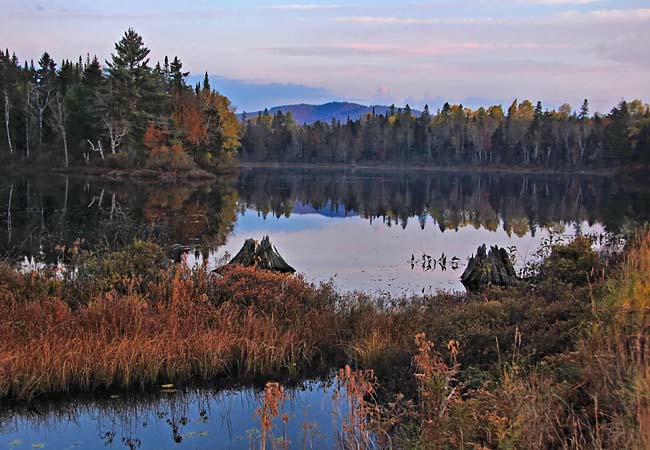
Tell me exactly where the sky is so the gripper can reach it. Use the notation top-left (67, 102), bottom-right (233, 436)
top-left (3, 0), bottom-right (650, 113)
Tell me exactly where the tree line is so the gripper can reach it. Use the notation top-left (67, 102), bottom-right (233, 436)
top-left (0, 29), bottom-right (240, 170)
top-left (3, 28), bottom-right (649, 172)
top-left (241, 99), bottom-right (650, 169)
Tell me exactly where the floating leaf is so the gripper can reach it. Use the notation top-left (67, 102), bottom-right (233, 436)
top-left (161, 384), bottom-right (174, 389)
top-left (9, 440), bottom-right (21, 447)
top-left (198, 432), bottom-right (209, 437)
top-left (32, 444), bottom-right (46, 449)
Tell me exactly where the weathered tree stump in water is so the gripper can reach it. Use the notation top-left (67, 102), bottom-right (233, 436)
top-left (461, 244), bottom-right (518, 292)
top-left (225, 236), bottom-right (295, 273)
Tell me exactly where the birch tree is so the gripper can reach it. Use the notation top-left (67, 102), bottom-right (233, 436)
top-left (49, 91), bottom-right (69, 167)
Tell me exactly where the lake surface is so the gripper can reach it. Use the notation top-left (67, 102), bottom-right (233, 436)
top-left (0, 167), bottom-right (645, 294)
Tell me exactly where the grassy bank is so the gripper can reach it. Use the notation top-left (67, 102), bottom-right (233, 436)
top-left (0, 234), bottom-right (647, 447)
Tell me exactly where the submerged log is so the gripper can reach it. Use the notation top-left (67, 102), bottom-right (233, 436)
top-left (225, 236), bottom-right (295, 273)
top-left (461, 244), bottom-right (519, 292)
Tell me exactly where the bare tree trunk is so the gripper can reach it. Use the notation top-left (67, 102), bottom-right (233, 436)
top-left (110, 193), bottom-right (116, 221)
top-left (63, 177), bottom-right (69, 211)
top-left (87, 139), bottom-right (105, 161)
top-left (49, 92), bottom-right (69, 167)
top-left (7, 183), bottom-right (13, 244)
top-left (34, 87), bottom-right (53, 147)
top-left (25, 88), bottom-right (30, 160)
top-left (62, 129), bottom-right (68, 168)
top-left (3, 89), bottom-right (12, 155)
top-left (103, 117), bottom-right (126, 154)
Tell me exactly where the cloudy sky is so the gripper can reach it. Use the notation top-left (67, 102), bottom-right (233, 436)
top-left (3, 0), bottom-right (649, 112)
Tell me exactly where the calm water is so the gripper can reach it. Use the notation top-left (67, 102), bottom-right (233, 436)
top-left (1, 381), bottom-right (344, 450)
top-left (0, 168), bottom-right (645, 293)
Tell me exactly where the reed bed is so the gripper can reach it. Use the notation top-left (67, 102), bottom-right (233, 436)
top-left (0, 264), bottom-right (340, 400)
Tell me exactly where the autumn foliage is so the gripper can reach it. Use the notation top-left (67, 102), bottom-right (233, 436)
top-left (0, 262), bottom-right (340, 400)
top-left (143, 122), bottom-right (195, 172)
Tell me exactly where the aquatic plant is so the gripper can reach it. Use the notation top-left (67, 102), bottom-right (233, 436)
top-left (254, 381), bottom-right (287, 450)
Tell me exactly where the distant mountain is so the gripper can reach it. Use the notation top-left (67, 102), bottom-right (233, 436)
top-left (239, 102), bottom-right (421, 124)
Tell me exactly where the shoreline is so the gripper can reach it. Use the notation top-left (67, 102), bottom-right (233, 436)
top-left (0, 160), bottom-right (638, 180)
top-left (237, 161), bottom-right (618, 176)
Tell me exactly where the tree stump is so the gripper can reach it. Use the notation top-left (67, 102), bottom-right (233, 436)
top-left (225, 236), bottom-right (295, 273)
top-left (461, 244), bottom-right (518, 292)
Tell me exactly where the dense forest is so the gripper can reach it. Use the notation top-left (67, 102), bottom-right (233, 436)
top-left (241, 99), bottom-right (650, 169)
top-left (0, 29), bottom-right (239, 171)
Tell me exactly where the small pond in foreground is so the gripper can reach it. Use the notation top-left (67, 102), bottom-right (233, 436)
top-left (1, 381), bottom-right (344, 450)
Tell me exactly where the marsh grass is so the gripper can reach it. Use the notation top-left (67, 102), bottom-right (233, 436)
top-left (253, 233), bottom-right (650, 449)
top-left (0, 263), bottom-right (340, 400)
top-left (3, 233), bottom-right (647, 448)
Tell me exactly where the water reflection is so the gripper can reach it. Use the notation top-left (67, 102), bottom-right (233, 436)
top-left (0, 174), bottom-right (238, 266)
top-left (1, 168), bottom-right (647, 292)
top-left (0, 381), bottom-right (337, 450)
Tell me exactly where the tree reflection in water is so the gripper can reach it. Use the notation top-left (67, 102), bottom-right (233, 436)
top-left (0, 168), bottom-right (646, 291)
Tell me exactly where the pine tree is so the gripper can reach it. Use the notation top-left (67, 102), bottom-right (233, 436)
top-left (82, 55), bottom-right (102, 88)
top-left (105, 28), bottom-right (163, 160)
top-left (605, 101), bottom-right (632, 162)
top-left (579, 99), bottom-right (589, 120)
top-left (202, 71), bottom-right (211, 93)
top-left (169, 56), bottom-right (189, 92)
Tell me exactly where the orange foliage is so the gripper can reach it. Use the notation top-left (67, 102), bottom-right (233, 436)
top-left (182, 102), bottom-right (208, 146)
top-left (144, 122), bottom-right (167, 150)
top-left (0, 264), bottom-right (340, 400)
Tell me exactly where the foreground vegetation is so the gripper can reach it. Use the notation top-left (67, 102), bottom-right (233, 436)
top-left (0, 233), bottom-right (648, 447)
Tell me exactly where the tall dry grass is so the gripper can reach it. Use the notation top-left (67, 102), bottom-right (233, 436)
top-left (0, 264), bottom-right (340, 400)
top-left (558, 230), bottom-right (650, 449)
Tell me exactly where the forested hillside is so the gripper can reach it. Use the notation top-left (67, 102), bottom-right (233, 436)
top-left (241, 100), bottom-right (650, 169)
top-left (0, 29), bottom-right (240, 171)
top-left (240, 102), bottom-right (420, 125)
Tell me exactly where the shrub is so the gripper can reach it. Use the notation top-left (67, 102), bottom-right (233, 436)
top-left (79, 240), bottom-right (169, 295)
top-left (146, 144), bottom-right (196, 172)
top-left (538, 236), bottom-right (601, 285)
top-left (103, 152), bottom-right (131, 169)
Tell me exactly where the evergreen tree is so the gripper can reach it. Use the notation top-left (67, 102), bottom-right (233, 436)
top-left (579, 99), bottom-right (589, 120)
top-left (202, 71), bottom-right (211, 93)
top-left (105, 28), bottom-right (163, 160)
top-left (169, 56), bottom-right (189, 92)
top-left (606, 101), bottom-right (632, 162)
